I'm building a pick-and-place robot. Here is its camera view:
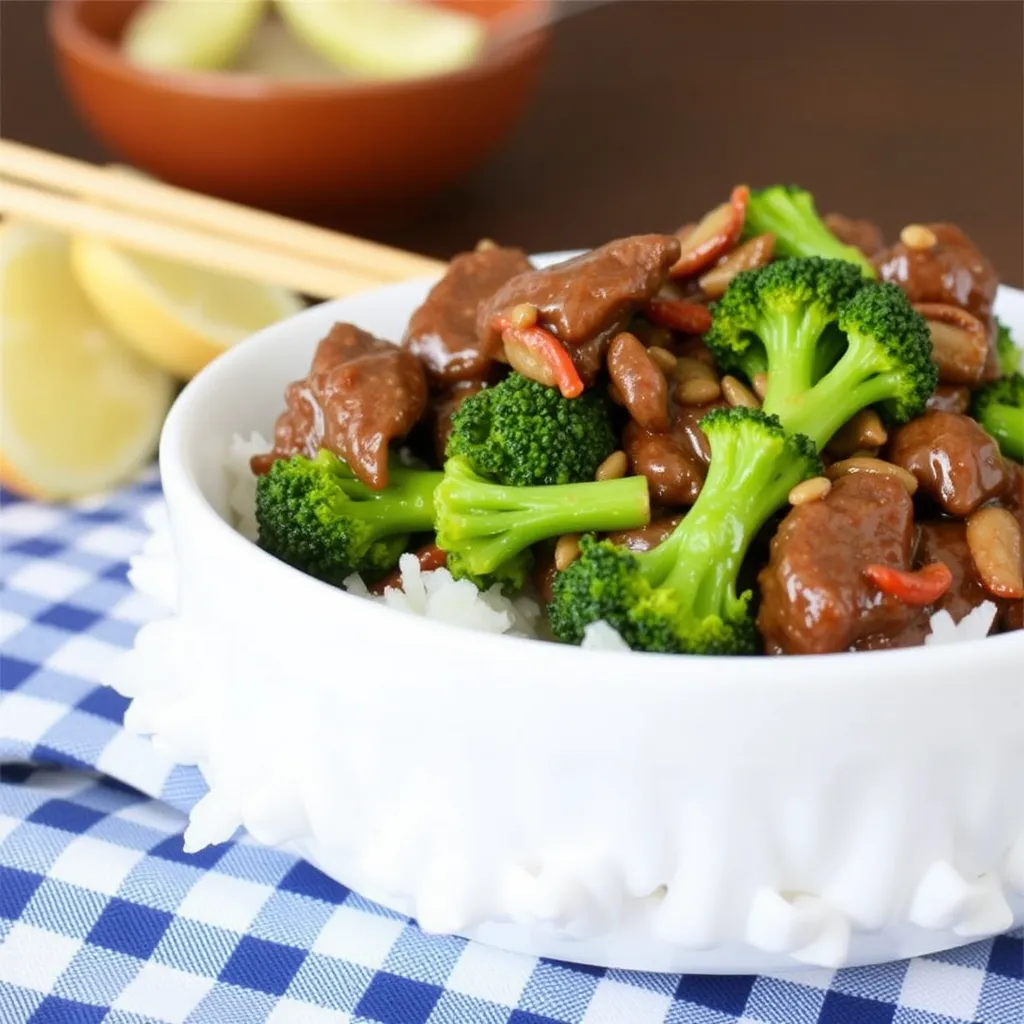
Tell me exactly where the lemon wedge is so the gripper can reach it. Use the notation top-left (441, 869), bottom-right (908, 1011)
top-left (275, 0), bottom-right (486, 80)
top-left (69, 234), bottom-right (303, 380)
top-left (0, 222), bottom-right (175, 500)
top-left (123, 0), bottom-right (267, 72)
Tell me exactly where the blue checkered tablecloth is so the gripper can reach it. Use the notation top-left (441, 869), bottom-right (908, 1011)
top-left (1, 473), bottom-right (1021, 1024)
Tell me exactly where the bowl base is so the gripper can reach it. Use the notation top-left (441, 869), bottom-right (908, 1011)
top-left (294, 838), bottom-right (1023, 974)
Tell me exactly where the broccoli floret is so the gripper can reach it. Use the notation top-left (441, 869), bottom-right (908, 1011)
top-left (434, 455), bottom-right (650, 579)
top-left (972, 372), bottom-right (1023, 461)
top-left (744, 185), bottom-right (877, 278)
top-left (777, 280), bottom-right (937, 445)
top-left (446, 372), bottom-right (616, 487)
top-left (256, 450), bottom-right (440, 585)
top-left (707, 259), bottom-right (937, 449)
top-left (707, 257), bottom-right (866, 392)
top-left (995, 319), bottom-right (1022, 376)
top-left (548, 408), bottom-right (821, 654)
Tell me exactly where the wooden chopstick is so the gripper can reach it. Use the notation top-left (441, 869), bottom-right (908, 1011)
top-left (0, 178), bottom-right (391, 300)
top-left (0, 140), bottom-right (446, 299)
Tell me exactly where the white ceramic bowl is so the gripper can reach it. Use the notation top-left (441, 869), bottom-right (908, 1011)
top-left (118, 263), bottom-right (1024, 974)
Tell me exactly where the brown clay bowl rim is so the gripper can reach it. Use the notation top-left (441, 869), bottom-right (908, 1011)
top-left (49, 0), bottom-right (550, 102)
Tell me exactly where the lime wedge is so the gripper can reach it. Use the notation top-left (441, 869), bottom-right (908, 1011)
top-left (275, 0), bottom-right (486, 80)
top-left (123, 0), bottom-right (267, 72)
top-left (0, 222), bottom-right (175, 499)
top-left (69, 233), bottom-right (303, 380)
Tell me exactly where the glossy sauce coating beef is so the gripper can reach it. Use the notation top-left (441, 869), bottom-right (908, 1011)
top-left (606, 516), bottom-right (682, 552)
top-left (478, 235), bottom-right (681, 352)
top-left (926, 384), bottom-right (972, 415)
top-left (252, 323), bottom-right (427, 490)
top-left (607, 332), bottom-right (671, 431)
top-left (874, 223), bottom-right (998, 322)
top-left (624, 402), bottom-right (721, 507)
top-left (757, 474), bottom-right (918, 654)
top-left (888, 412), bottom-right (1009, 517)
top-left (403, 246), bottom-right (532, 385)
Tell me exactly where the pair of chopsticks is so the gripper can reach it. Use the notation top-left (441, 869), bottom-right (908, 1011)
top-left (0, 140), bottom-right (445, 300)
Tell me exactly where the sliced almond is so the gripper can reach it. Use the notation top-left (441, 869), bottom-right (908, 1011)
top-left (721, 375), bottom-right (759, 408)
top-left (913, 302), bottom-right (990, 385)
top-left (788, 476), bottom-right (832, 506)
top-left (554, 533), bottom-right (582, 572)
top-left (503, 334), bottom-right (557, 388)
top-left (827, 409), bottom-right (889, 458)
top-left (825, 457), bottom-right (918, 495)
top-left (900, 224), bottom-right (938, 251)
top-left (966, 507), bottom-right (1024, 599)
top-left (699, 233), bottom-right (776, 299)
top-left (674, 355), bottom-right (718, 383)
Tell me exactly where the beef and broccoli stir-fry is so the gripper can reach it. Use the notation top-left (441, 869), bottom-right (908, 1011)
top-left (250, 184), bottom-right (1024, 655)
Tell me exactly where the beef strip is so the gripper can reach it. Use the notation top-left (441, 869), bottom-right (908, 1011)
top-left (607, 332), bottom-right (670, 431)
top-left (824, 213), bottom-right (884, 258)
top-left (478, 235), bottom-right (681, 356)
top-left (251, 322), bottom-right (428, 490)
top-left (605, 516), bottom-right (682, 553)
top-left (926, 384), bottom-right (972, 415)
top-left (887, 411), bottom-right (1009, 517)
top-left (571, 336), bottom-right (613, 388)
top-left (403, 247), bottom-right (532, 386)
top-left (431, 380), bottom-right (486, 464)
top-left (757, 474), bottom-right (918, 654)
top-left (873, 223), bottom-right (999, 322)
top-left (624, 401), bottom-right (723, 507)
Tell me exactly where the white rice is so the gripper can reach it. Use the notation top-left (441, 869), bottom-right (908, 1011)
top-left (924, 601), bottom-right (997, 645)
top-left (224, 432), bottom-right (998, 650)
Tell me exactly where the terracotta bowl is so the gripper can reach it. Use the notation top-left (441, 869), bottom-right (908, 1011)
top-left (49, 0), bottom-right (548, 211)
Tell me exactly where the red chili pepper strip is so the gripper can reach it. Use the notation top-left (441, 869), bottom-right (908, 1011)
top-left (669, 184), bottom-right (750, 279)
top-left (370, 544), bottom-right (448, 595)
top-left (497, 320), bottom-right (584, 399)
top-left (644, 299), bottom-right (714, 335)
top-left (730, 184), bottom-right (750, 214)
top-left (862, 562), bottom-right (953, 606)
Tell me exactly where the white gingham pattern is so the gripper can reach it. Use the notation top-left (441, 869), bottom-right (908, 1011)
top-left (1, 474), bottom-right (1021, 1024)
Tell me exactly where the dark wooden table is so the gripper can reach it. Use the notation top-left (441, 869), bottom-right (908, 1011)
top-left (3, 0), bottom-right (1022, 285)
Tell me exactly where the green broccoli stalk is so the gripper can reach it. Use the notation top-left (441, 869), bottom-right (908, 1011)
top-left (744, 185), bottom-right (877, 278)
top-left (972, 373), bottom-right (1023, 461)
top-left (548, 408), bottom-right (821, 654)
top-left (995, 319), bottom-right (1022, 376)
top-left (435, 455), bottom-right (650, 579)
top-left (707, 259), bottom-right (937, 449)
top-left (256, 449), bottom-right (441, 585)
top-left (446, 372), bottom-right (616, 487)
